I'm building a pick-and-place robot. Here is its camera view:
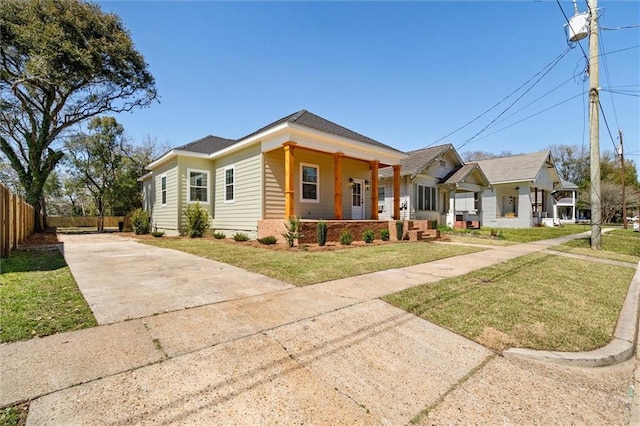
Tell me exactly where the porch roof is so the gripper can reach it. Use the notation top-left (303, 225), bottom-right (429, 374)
top-left (438, 163), bottom-right (490, 188)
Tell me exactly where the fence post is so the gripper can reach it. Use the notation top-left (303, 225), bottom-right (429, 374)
top-left (1, 184), bottom-right (8, 258)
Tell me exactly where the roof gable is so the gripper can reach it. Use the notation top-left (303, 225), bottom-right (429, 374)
top-left (439, 163), bottom-right (490, 187)
top-left (475, 151), bottom-right (555, 184)
top-left (175, 135), bottom-right (237, 154)
top-left (379, 144), bottom-right (459, 179)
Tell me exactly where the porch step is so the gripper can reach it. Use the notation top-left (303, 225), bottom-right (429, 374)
top-left (421, 229), bottom-right (441, 241)
top-left (407, 229), bottom-right (423, 241)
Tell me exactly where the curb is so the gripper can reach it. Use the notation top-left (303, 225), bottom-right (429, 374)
top-left (504, 260), bottom-right (640, 368)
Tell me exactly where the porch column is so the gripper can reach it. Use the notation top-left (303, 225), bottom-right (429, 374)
top-left (333, 153), bottom-right (343, 220)
top-left (370, 160), bottom-right (379, 220)
top-left (283, 142), bottom-right (296, 219)
top-left (572, 190), bottom-right (576, 221)
top-left (534, 188), bottom-right (538, 213)
top-left (541, 190), bottom-right (545, 216)
top-left (393, 165), bottom-right (401, 220)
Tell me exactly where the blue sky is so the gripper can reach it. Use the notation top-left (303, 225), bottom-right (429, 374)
top-left (99, 1), bottom-right (639, 169)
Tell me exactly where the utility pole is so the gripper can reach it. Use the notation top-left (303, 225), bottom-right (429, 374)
top-left (619, 130), bottom-right (627, 229)
top-left (588, 0), bottom-right (602, 250)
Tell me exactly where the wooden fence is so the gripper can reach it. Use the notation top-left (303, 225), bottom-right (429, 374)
top-left (1, 183), bottom-right (39, 258)
top-left (47, 216), bottom-right (125, 228)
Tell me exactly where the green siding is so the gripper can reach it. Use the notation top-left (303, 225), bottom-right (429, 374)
top-left (213, 144), bottom-right (262, 235)
top-left (151, 159), bottom-right (179, 234)
top-left (178, 157), bottom-right (215, 232)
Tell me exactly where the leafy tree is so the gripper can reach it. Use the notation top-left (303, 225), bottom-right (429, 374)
top-left (0, 0), bottom-right (157, 230)
top-left (65, 117), bottom-right (125, 232)
top-left (548, 144), bottom-right (589, 186)
top-left (461, 150), bottom-right (513, 162)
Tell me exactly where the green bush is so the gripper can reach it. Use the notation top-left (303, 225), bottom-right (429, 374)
top-left (363, 229), bottom-right (375, 243)
top-left (395, 220), bottom-right (404, 240)
top-left (258, 235), bottom-right (277, 245)
top-left (437, 224), bottom-right (453, 233)
top-left (213, 232), bottom-right (226, 239)
top-left (130, 208), bottom-right (150, 235)
top-left (232, 232), bottom-right (250, 242)
top-left (282, 216), bottom-right (302, 248)
top-left (317, 221), bottom-right (328, 246)
top-left (380, 228), bottom-right (390, 241)
top-left (339, 230), bottom-right (353, 245)
top-left (184, 202), bottom-right (210, 238)
top-left (151, 226), bottom-right (164, 238)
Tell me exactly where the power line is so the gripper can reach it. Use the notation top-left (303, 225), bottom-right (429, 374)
top-left (602, 24), bottom-right (640, 30)
top-left (426, 47), bottom-right (573, 147)
top-left (597, 99), bottom-right (618, 152)
top-left (601, 89), bottom-right (640, 97)
top-left (456, 48), bottom-right (573, 150)
top-left (598, 30), bottom-right (620, 130)
top-left (472, 91), bottom-right (586, 143)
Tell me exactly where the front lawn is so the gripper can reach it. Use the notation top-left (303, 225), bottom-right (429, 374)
top-left (445, 224), bottom-right (590, 244)
top-left (383, 253), bottom-right (633, 353)
top-left (0, 249), bottom-right (97, 343)
top-left (553, 229), bottom-right (640, 263)
top-left (142, 239), bottom-right (485, 286)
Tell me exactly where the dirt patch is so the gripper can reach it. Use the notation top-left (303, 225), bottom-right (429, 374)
top-left (476, 327), bottom-right (518, 353)
top-left (20, 232), bottom-right (60, 247)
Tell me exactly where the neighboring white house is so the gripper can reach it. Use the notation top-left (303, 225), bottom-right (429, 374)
top-left (469, 151), bottom-right (562, 228)
top-left (377, 144), bottom-right (490, 227)
top-left (140, 110), bottom-right (406, 237)
top-left (553, 179), bottom-right (579, 224)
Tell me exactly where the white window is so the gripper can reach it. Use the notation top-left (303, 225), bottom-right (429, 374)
top-left (416, 185), bottom-right (437, 211)
top-left (224, 166), bottom-right (234, 203)
top-left (187, 169), bottom-right (209, 203)
top-left (160, 175), bottom-right (167, 206)
top-left (378, 186), bottom-right (385, 201)
top-left (300, 163), bottom-right (319, 202)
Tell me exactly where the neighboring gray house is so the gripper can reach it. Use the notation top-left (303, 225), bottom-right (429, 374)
top-left (553, 179), bottom-right (579, 225)
top-left (378, 144), bottom-right (490, 227)
top-left (140, 110), bottom-right (406, 237)
top-left (468, 151), bottom-right (561, 228)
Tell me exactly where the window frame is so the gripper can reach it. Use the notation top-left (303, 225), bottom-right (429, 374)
top-left (223, 166), bottom-right (235, 203)
top-left (416, 185), bottom-right (437, 211)
top-left (300, 163), bottom-right (319, 203)
top-left (160, 174), bottom-right (167, 206)
top-left (187, 168), bottom-right (210, 204)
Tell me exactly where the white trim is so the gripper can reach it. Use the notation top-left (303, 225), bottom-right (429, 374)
top-left (300, 162), bottom-right (319, 203)
top-left (223, 166), bottom-right (235, 204)
top-left (160, 174), bottom-right (167, 207)
top-left (147, 149), bottom-right (209, 170)
top-left (187, 168), bottom-right (210, 204)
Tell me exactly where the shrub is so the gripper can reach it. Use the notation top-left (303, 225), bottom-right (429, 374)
top-left (317, 221), bottom-right (328, 246)
top-left (151, 226), bottom-right (164, 238)
top-left (380, 228), bottom-right (390, 241)
top-left (437, 224), bottom-right (453, 233)
top-left (258, 235), bottom-right (277, 245)
top-left (339, 230), bottom-right (353, 245)
top-left (184, 202), bottom-right (210, 238)
top-left (130, 208), bottom-right (150, 235)
top-left (213, 232), bottom-right (226, 239)
top-left (363, 229), bottom-right (375, 243)
top-left (395, 220), bottom-right (404, 240)
top-left (232, 232), bottom-right (250, 242)
top-left (282, 216), bottom-right (302, 248)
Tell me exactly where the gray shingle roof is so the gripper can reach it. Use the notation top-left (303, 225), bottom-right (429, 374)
top-left (239, 110), bottom-right (402, 153)
top-left (560, 179), bottom-right (578, 190)
top-left (378, 144), bottom-right (453, 179)
top-left (176, 135), bottom-right (237, 154)
top-left (166, 110), bottom-right (401, 158)
top-left (475, 151), bottom-right (554, 183)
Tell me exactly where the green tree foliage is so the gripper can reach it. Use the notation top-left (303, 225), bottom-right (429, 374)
top-left (65, 117), bottom-right (125, 231)
top-left (0, 0), bottom-right (157, 230)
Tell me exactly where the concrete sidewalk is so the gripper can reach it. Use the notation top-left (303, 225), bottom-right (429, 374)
top-left (1, 231), bottom-right (637, 424)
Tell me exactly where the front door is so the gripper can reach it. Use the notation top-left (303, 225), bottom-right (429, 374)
top-left (351, 179), bottom-right (364, 219)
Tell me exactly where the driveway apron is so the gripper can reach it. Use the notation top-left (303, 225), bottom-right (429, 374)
top-left (58, 234), bottom-right (294, 324)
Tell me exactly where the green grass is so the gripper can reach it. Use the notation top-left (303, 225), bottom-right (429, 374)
top-left (0, 404), bottom-right (27, 426)
top-left (445, 234), bottom-right (515, 246)
top-left (142, 239), bottom-right (485, 286)
top-left (451, 224), bottom-right (591, 243)
top-left (0, 249), bottom-right (97, 343)
top-left (554, 229), bottom-right (640, 263)
top-left (383, 253), bottom-right (633, 353)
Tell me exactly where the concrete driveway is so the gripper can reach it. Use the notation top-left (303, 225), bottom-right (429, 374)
top-left (58, 233), bottom-right (293, 324)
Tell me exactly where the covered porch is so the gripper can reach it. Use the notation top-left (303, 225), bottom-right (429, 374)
top-left (263, 141), bottom-right (405, 221)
